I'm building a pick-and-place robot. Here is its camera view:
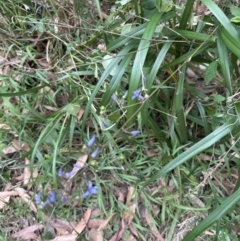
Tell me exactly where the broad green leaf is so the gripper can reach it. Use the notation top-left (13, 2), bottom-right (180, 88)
top-left (230, 7), bottom-right (240, 17)
top-left (102, 55), bottom-right (118, 76)
top-left (214, 94), bottom-right (225, 103)
top-left (142, 0), bottom-right (156, 9)
top-left (231, 16), bottom-right (240, 23)
top-left (204, 61), bottom-right (218, 83)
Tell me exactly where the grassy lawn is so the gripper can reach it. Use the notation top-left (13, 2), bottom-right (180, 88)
top-left (1, 0), bottom-right (240, 240)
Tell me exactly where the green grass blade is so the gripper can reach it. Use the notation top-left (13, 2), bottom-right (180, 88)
top-left (127, 12), bottom-right (162, 125)
top-left (146, 42), bottom-right (172, 91)
top-left (217, 30), bottom-right (232, 93)
top-left (160, 43), bottom-right (213, 70)
top-left (179, 0), bottom-right (195, 29)
top-left (143, 117), bottom-right (238, 187)
top-left (201, 0), bottom-right (239, 39)
top-left (100, 53), bottom-right (134, 106)
top-left (81, 44), bottom-right (136, 131)
top-left (163, 28), bottom-right (215, 42)
top-left (0, 84), bottom-right (49, 97)
top-left (183, 187), bottom-right (240, 241)
top-left (221, 27), bottom-right (240, 58)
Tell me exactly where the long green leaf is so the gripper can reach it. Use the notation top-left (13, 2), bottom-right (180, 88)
top-left (81, 43), bottom-right (136, 131)
top-left (217, 30), bottom-right (232, 93)
top-left (163, 28), bottom-right (215, 42)
top-left (179, 0), bottom-right (195, 29)
top-left (183, 187), bottom-right (240, 241)
top-left (127, 12), bottom-right (162, 125)
top-left (201, 0), bottom-right (239, 39)
top-left (143, 117), bottom-right (238, 187)
top-left (146, 42), bottom-right (172, 90)
top-left (0, 84), bottom-right (49, 97)
top-left (101, 53), bottom-right (134, 106)
top-left (221, 28), bottom-right (240, 58)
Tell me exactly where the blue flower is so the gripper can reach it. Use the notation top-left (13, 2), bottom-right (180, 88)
top-left (81, 180), bottom-right (98, 198)
top-left (58, 168), bottom-right (63, 177)
top-left (61, 196), bottom-right (67, 203)
top-left (132, 90), bottom-right (144, 100)
top-left (130, 130), bottom-right (141, 136)
top-left (111, 93), bottom-right (117, 102)
top-left (65, 171), bottom-right (75, 179)
top-left (42, 199), bottom-right (50, 209)
top-left (87, 134), bottom-right (96, 147)
top-left (73, 164), bottom-right (81, 169)
top-left (35, 192), bottom-right (41, 205)
top-left (49, 190), bottom-right (56, 204)
top-left (91, 147), bottom-right (99, 158)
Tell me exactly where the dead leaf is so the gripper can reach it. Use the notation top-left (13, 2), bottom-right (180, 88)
top-left (123, 203), bottom-right (136, 226)
top-left (1, 145), bottom-right (17, 154)
top-left (129, 224), bottom-right (139, 238)
top-left (98, 213), bottom-right (115, 230)
top-left (43, 105), bottom-right (59, 111)
top-left (90, 208), bottom-right (102, 218)
top-left (50, 234), bottom-right (77, 241)
top-left (14, 187), bottom-right (37, 213)
top-left (11, 224), bottom-right (44, 239)
top-left (87, 214), bottom-right (114, 233)
top-left (88, 219), bottom-right (106, 229)
top-left (145, 209), bottom-right (165, 241)
top-left (72, 208), bottom-right (92, 234)
top-left (77, 108), bottom-right (84, 121)
top-left (88, 229), bottom-right (103, 241)
top-left (69, 154), bottom-right (88, 179)
top-left (187, 194), bottom-right (206, 208)
top-left (126, 186), bottom-right (135, 203)
top-left (50, 219), bottom-right (77, 235)
top-left (109, 223), bottom-right (126, 241)
top-left (23, 158), bottom-right (31, 186)
top-left (0, 123), bottom-right (11, 130)
top-left (128, 234), bottom-right (138, 241)
top-left (0, 191), bottom-right (18, 209)
top-left (0, 56), bottom-right (6, 65)
top-left (12, 139), bottom-right (30, 152)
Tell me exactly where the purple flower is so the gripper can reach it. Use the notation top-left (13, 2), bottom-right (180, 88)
top-left (120, 99), bottom-right (125, 106)
top-left (132, 90), bottom-right (144, 100)
top-left (49, 190), bottom-right (56, 204)
top-left (36, 192), bottom-right (41, 205)
top-left (111, 93), bottom-right (117, 102)
top-left (102, 122), bottom-right (108, 128)
top-left (58, 168), bottom-right (63, 177)
top-left (65, 171), bottom-right (75, 179)
top-left (61, 196), bottom-right (67, 203)
top-left (91, 147), bottom-right (99, 158)
top-left (130, 130), bottom-right (141, 136)
top-left (73, 164), bottom-right (81, 169)
top-left (42, 199), bottom-right (50, 209)
top-left (87, 134), bottom-right (96, 147)
top-left (81, 180), bottom-right (98, 198)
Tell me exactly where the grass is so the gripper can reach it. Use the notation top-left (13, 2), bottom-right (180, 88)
top-left (1, 0), bottom-right (240, 240)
